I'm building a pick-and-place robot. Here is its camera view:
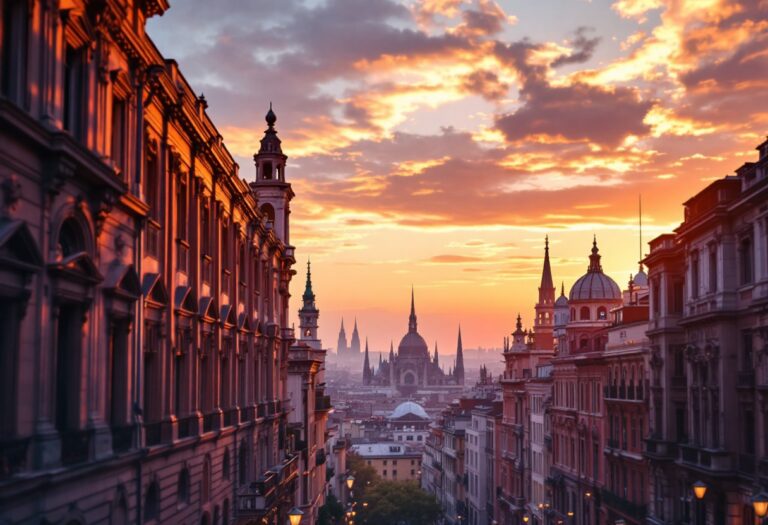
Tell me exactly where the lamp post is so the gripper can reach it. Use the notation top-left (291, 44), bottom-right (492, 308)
top-left (288, 507), bottom-right (304, 525)
top-left (584, 491), bottom-right (592, 525)
top-left (692, 481), bottom-right (707, 525)
top-left (753, 493), bottom-right (768, 524)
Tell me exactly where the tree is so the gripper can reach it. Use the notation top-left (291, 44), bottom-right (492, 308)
top-left (346, 452), bottom-right (380, 499)
top-left (358, 481), bottom-right (442, 525)
top-left (318, 493), bottom-right (345, 525)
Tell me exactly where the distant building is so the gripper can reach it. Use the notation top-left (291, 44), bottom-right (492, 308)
top-left (350, 442), bottom-right (423, 482)
top-left (365, 289), bottom-right (464, 394)
top-left (389, 401), bottom-right (431, 446)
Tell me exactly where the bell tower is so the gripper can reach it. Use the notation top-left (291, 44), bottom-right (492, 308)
top-left (298, 259), bottom-right (320, 349)
top-left (251, 103), bottom-right (294, 244)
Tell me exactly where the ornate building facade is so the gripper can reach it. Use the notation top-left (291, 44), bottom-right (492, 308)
top-left (364, 290), bottom-right (464, 394)
top-left (645, 137), bottom-right (768, 525)
top-left (0, 2), bottom-right (305, 523)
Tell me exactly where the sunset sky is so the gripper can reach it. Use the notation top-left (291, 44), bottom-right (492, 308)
top-left (147, 0), bottom-right (768, 356)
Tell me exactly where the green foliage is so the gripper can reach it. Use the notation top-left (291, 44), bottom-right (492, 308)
top-left (346, 452), bottom-right (380, 499)
top-left (318, 493), bottom-right (345, 525)
top-left (358, 480), bottom-right (442, 525)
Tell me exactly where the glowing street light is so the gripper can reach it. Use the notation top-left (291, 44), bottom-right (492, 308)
top-left (346, 475), bottom-right (355, 490)
top-left (692, 481), bottom-right (707, 500)
top-left (753, 493), bottom-right (768, 519)
top-left (288, 507), bottom-right (304, 525)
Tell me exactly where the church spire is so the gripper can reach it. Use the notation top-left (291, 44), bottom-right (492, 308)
top-left (433, 342), bottom-right (439, 365)
top-left (363, 339), bottom-right (371, 385)
top-left (389, 341), bottom-right (395, 360)
top-left (540, 235), bottom-right (554, 291)
top-left (337, 318), bottom-right (348, 355)
top-left (303, 258), bottom-right (315, 302)
top-left (408, 286), bottom-right (418, 333)
top-left (454, 326), bottom-right (465, 385)
top-left (350, 317), bottom-right (361, 354)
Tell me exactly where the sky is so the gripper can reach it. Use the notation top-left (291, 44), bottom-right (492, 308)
top-left (147, 0), bottom-right (768, 356)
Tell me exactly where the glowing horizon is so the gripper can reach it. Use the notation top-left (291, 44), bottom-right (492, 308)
top-left (147, 0), bottom-right (768, 351)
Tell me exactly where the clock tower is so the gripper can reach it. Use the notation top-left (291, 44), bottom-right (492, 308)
top-left (298, 259), bottom-right (320, 349)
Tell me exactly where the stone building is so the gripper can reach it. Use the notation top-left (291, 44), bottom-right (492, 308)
top-left (348, 442), bottom-right (422, 482)
top-left (0, 2), bottom-right (305, 523)
top-left (365, 290), bottom-right (464, 394)
top-left (286, 261), bottom-right (332, 524)
top-left (644, 137), bottom-right (768, 525)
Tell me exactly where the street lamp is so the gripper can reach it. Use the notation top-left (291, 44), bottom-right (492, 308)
top-left (523, 516), bottom-right (530, 523)
top-left (288, 507), bottom-right (304, 525)
top-left (346, 475), bottom-right (356, 490)
top-left (692, 481), bottom-right (707, 500)
top-left (753, 493), bottom-right (768, 522)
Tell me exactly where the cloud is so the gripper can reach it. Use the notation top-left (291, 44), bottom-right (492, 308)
top-left (552, 27), bottom-right (601, 68)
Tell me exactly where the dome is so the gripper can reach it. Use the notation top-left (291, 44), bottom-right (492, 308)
top-left (555, 294), bottom-right (569, 307)
top-left (398, 331), bottom-right (428, 356)
top-left (390, 401), bottom-right (429, 420)
top-left (568, 237), bottom-right (622, 301)
top-left (633, 268), bottom-right (648, 287)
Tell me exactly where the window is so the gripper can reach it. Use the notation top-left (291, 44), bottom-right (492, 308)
top-left (1, 0), bottom-right (29, 101)
top-left (111, 96), bottom-right (127, 174)
top-left (708, 245), bottom-right (717, 292)
top-left (580, 307), bottom-right (590, 320)
top-left (739, 237), bottom-right (753, 285)
top-left (741, 331), bottom-right (753, 371)
top-left (690, 250), bottom-right (700, 299)
top-left (55, 304), bottom-right (84, 432)
top-left (178, 468), bottom-right (190, 504)
top-left (176, 174), bottom-right (188, 241)
top-left (144, 481), bottom-right (160, 522)
top-left (202, 456), bottom-right (211, 502)
top-left (64, 45), bottom-right (86, 138)
top-left (383, 469), bottom-right (387, 476)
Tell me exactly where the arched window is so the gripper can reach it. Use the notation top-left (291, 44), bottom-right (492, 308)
top-left (597, 307), bottom-right (607, 320)
top-left (58, 217), bottom-right (85, 257)
top-left (580, 307), bottom-right (590, 321)
top-left (262, 162), bottom-right (272, 180)
top-left (222, 447), bottom-right (230, 480)
top-left (202, 455), bottom-right (211, 502)
top-left (260, 204), bottom-right (275, 225)
top-left (144, 481), bottom-right (160, 522)
top-left (178, 467), bottom-right (190, 504)
top-left (579, 336), bottom-right (589, 350)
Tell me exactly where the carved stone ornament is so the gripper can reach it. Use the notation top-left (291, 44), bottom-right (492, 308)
top-left (93, 189), bottom-right (116, 237)
top-left (1, 174), bottom-right (22, 217)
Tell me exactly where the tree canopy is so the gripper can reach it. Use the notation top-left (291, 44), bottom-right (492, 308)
top-left (358, 480), bottom-right (442, 525)
top-left (346, 452), bottom-right (380, 500)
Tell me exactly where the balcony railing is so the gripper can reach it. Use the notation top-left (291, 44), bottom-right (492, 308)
top-left (678, 444), bottom-right (732, 471)
top-left (645, 438), bottom-right (677, 459)
top-left (224, 408), bottom-right (239, 427)
top-left (177, 415), bottom-right (197, 439)
top-left (0, 437), bottom-right (29, 480)
top-left (315, 394), bottom-right (332, 412)
top-left (61, 429), bottom-right (90, 465)
top-left (236, 471), bottom-right (278, 516)
top-left (602, 489), bottom-right (647, 519)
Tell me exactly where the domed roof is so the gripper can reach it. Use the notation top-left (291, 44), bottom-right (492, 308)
top-left (398, 331), bottom-right (428, 356)
top-left (569, 237), bottom-right (621, 301)
top-left (555, 282), bottom-right (568, 307)
top-left (632, 267), bottom-right (648, 287)
top-left (391, 401), bottom-right (429, 420)
top-left (398, 288), bottom-right (429, 356)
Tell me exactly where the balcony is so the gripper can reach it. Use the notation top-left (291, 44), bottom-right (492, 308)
top-left (61, 429), bottom-right (90, 465)
top-left (644, 438), bottom-right (677, 460)
top-left (177, 415), bottom-right (198, 439)
top-left (602, 489), bottom-right (647, 519)
top-left (0, 437), bottom-right (29, 480)
top-left (678, 444), bottom-right (732, 472)
top-left (236, 471), bottom-right (278, 517)
top-left (315, 393), bottom-right (332, 413)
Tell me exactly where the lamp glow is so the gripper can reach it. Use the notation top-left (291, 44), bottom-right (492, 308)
top-left (346, 475), bottom-right (355, 490)
top-left (692, 481), bottom-right (707, 500)
top-left (753, 493), bottom-right (768, 518)
top-left (288, 507), bottom-right (304, 525)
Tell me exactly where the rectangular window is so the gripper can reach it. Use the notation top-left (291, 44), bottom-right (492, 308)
top-left (64, 45), bottom-right (85, 139)
top-left (740, 237), bottom-right (753, 285)
top-left (708, 245), bottom-right (717, 292)
top-left (690, 251), bottom-right (700, 299)
top-left (111, 97), bottom-right (127, 174)
top-left (742, 331), bottom-right (753, 372)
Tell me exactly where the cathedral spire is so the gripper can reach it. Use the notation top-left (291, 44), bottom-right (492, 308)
top-left (350, 317), bottom-right (361, 354)
top-left (408, 286), bottom-right (418, 333)
top-left (337, 318), bottom-right (348, 355)
top-left (389, 341), bottom-right (395, 360)
top-left (433, 342), bottom-right (439, 365)
top-left (363, 338), bottom-right (371, 385)
top-left (454, 326), bottom-right (465, 385)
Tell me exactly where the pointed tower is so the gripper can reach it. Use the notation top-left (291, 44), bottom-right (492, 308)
top-left (363, 338), bottom-right (371, 385)
top-left (389, 341), bottom-right (395, 386)
top-left (350, 318), bottom-right (361, 354)
top-left (534, 235), bottom-right (556, 351)
top-left (298, 259), bottom-right (320, 349)
top-left (511, 314), bottom-right (528, 351)
top-left (408, 286), bottom-right (418, 333)
top-left (336, 319), bottom-right (348, 356)
top-left (454, 326), bottom-right (465, 385)
top-left (433, 343), bottom-right (439, 366)
top-left (251, 104), bottom-right (294, 243)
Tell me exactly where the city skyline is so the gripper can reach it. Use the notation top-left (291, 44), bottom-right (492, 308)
top-left (146, 0), bottom-right (768, 349)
